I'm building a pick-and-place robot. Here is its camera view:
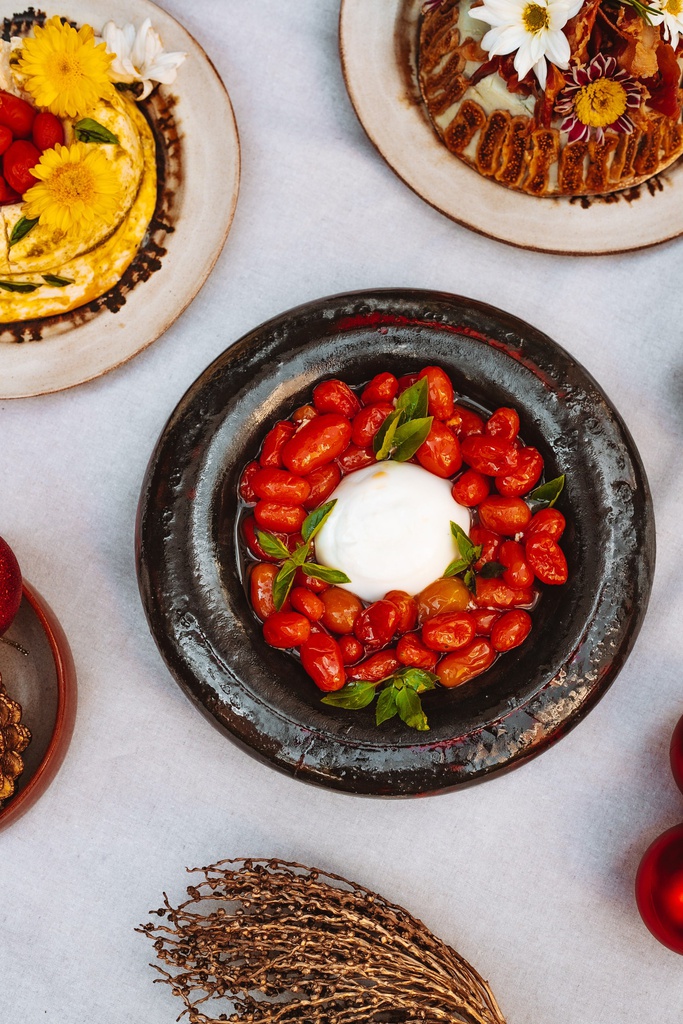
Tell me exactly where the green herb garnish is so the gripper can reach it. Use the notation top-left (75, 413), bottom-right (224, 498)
top-left (322, 667), bottom-right (437, 731)
top-left (443, 521), bottom-right (483, 593)
top-left (9, 216), bottom-right (39, 248)
top-left (42, 274), bottom-right (75, 287)
top-left (373, 378), bottom-right (433, 463)
top-left (528, 474), bottom-right (565, 510)
top-left (0, 280), bottom-right (41, 293)
top-left (74, 118), bottom-right (120, 144)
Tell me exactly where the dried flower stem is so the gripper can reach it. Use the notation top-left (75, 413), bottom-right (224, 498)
top-left (138, 858), bottom-right (507, 1024)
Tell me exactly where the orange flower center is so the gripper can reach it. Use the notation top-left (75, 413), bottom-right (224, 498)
top-left (47, 163), bottom-right (96, 206)
top-left (574, 79), bottom-right (627, 128)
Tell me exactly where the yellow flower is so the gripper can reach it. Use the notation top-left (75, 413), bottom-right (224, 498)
top-left (17, 16), bottom-right (114, 118)
top-left (22, 143), bottom-right (121, 234)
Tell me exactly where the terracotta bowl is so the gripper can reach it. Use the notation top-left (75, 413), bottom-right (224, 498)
top-left (0, 582), bottom-right (77, 831)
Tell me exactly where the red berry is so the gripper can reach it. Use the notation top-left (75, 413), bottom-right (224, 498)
top-left (32, 111), bottom-right (64, 152)
top-left (0, 125), bottom-right (12, 157)
top-left (0, 536), bottom-right (22, 635)
top-left (3, 139), bottom-right (41, 195)
top-left (0, 90), bottom-right (36, 139)
top-left (0, 174), bottom-right (19, 206)
top-left (635, 824), bottom-right (683, 954)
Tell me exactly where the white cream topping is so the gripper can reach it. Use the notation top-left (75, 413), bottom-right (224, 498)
top-left (314, 461), bottom-right (471, 603)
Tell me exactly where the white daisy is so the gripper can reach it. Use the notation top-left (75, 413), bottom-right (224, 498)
top-left (650, 0), bottom-right (683, 49)
top-left (99, 19), bottom-right (186, 100)
top-left (470, 0), bottom-right (585, 90)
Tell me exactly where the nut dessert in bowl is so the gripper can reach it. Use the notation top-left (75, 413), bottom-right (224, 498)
top-left (418, 0), bottom-right (683, 195)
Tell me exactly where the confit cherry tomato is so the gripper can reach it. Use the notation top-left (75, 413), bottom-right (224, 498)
top-left (300, 632), bottom-right (346, 691)
top-left (477, 496), bottom-right (531, 535)
top-left (347, 649), bottom-right (400, 682)
top-left (496, 447), bottom-right (543, 497)
top-left (396, 373), bottom-right (418, 395)
top-left (461, 436), bottom-right (518, 476)
top-left (0, 125), bottom-right (12, 157)
top-left (0, 175), bottom-right (19, 205)
top-left (303, 463), bottom-right (341, 510)
top-left (491, 609), bottom-right (532, 652)
top-left (670, 714), bottom-right (683, 795)
top-left (384, 590), bottom-right (418, 634)
top-left (422, 611), bottom-right (475, 652)
top-left (3, 139), bottom-right (40, 195)
top-left (289, 586), bottom-right (325, 622)
top-left (452, 469), bottom-right (489, 507)
top-left (351, 402), bottom-right (393, 447)
top-left (524, 507), bottom-right (566, 542)
top-left (339, 635), bottom-right (364, 665)
top-left (0, 91), bottom-right (36, 139)
top-left (263, 611), bottom-right (311, 648)
top-left (418, 366), bottom-right (454, 421)
top-left (282, 414), bottom-right (352, 474)
top-left (250, 563), bottom-right (282, 620)
top-left (470, 525), bottom-right (501, 570)
top-left (254, 501), bottom-right (307, 534)
top-left (416, 577), bottom-right (470, 622)
top-left (292, 404), bottom-right (317, 425)
top-left (294, 567), bottom-right (330, 593)
top-left (239, 460), bottom-right (260, 503)
top-left (353, 599), bottom-right (399, 649)
top-left (252, 467), bottom-right (311, 505)
top-left (32, 111), bottom-right (64, 151)
top-left (361, 372), bottom-right (398, 405)
top-left (635, 824), bottom-right (683, 955)
top-left (474, 577), bottom-right (534, 609)
top-left (486, 407), bottom-right (519, 442)
top-left (337, 444), bottom-right (375, 474)
top-left (242, 516), bottom-right (290, 562)
top-left (416, 421), bottom-right (462, 478)
top-left (525, 534), bottom-right (568, 585)
top-left (448, 405), bottom-right (485, 439)
top-left (395, 632), bottom-right (439, 670)
top-left (320, 587), bottom-right (363, 634)
top-left (260, 420), bottom-right (296, 467)
top-left (472, 609), bottom-right (500, 636)
top-left (499, 540), bottom-right (535, 589)
top-left (313, 379), bottom-right (360, 418)
top-left (437, 638), bottom-right (496, 688)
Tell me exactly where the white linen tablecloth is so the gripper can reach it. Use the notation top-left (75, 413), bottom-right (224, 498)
top-left (2, 2), bottom-right (683, 1021)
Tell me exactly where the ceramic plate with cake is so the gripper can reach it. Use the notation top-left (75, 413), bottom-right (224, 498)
top-left (340, 0), bottom-right (683, 252)
top-left (0, 2), bottom-right (240, 398)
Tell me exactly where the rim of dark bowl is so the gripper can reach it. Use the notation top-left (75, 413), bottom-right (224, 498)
top-left (135, 288), bottom-right (655, 797)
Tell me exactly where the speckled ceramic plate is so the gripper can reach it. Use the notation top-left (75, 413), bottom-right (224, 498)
top-left (0, 581), bottom-right (77, 830)
top-left (0, 0), bottom-right (240, 398)
top-left (340, 0), bottom-right (683, 255)
top-left (136, 289), bottom-right (655, 796)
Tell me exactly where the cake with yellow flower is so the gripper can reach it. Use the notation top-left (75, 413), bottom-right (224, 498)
top-left (0, 14), bottom-right (185, 321)
top-left (418, 0), bottom-right (683, 196)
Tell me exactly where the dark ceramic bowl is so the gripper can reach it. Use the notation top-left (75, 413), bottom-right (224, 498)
top-left (136, 289), bottom-right (655, 796)
top-left (0, 582), bottom-right (77, 831)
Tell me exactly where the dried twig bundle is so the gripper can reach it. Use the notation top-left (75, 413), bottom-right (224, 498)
top-left (138, 858), bottom-right (507, 1024)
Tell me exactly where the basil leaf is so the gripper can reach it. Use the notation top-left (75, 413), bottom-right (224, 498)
top-left (528, 475), bottom-right (564, 509)
top-left (373, 408), bottom-right (403, 459)
top-left (272, 562), bottom-right (296, 611)
top-left (451, 521), bottom-right (476, 563)
top-left (302, 500), bottom-right (336, 543)
top-left (42, 273), bottom-right (74, 287)
top-left (400, 668), bottom-right (438, 693)
top-left (74, 118), bottom-right (120, 144)
top-left (302, 563), bottom-right (351, 585)
top-left (322, 682), bottom-right (377, 710)
top-left (376, 686), bottom-right (398, 725)
top-left (9, 216), bottom-right (39, 247)
top-left (0, 280), bottom-right (41, 293)
top-left (396, 687), bottom-right (429, 731)
top-left (392, 417), bottom-right (433, 462)
top-left (256, 530), bottom-right (290, 561)
top-left (464, 568), bottom-right (476, 594)
top-left (479, 561), bottom-right (505, 579)
top-left (396, 377), bottom-right (428, 421)
top-left (443, 558), bottom-right (469, 578)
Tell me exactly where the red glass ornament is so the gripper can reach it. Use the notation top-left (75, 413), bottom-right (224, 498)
top-left (670, 715), bottom-right (683, 795)
top-left (635, 823), bottom-right (683, 954)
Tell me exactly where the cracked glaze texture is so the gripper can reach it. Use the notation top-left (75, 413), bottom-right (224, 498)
top-left (135, 290), bottom-right (654, 796)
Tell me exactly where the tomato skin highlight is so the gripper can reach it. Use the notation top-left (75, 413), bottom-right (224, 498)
top-left (396, 632), bottom-right (439, 670)
top-left (3, 138), bottom-right (40, 194)
top-left (300, 632), bottom-right (346, 691)
top-left (437, 638), bottom-right (496, 687)
top-left (474, 578), bottom-right (534, 609)
top-left (347, 649), bottom-right (400, 682)
top-left (421, 611), bottom-right (476, 652)
top-left (353, 599), bottom-right (399, 649)
top-left (470, 525), bottom-right (502, 570)
top-left (239, 460), bottom-right (260, 503)
top-left (351, 402), bottom-right (393, 447)
top-left (294, 567), bottom-right (330, 593)
top-left (32, 111), bottom-right (64, 151)
top-left (416, 421), bottom-right (462, 478)
top-left (362, 372), bottom-right (398, 405)
top-left (524, 507), bottom-right (566, 542)
top-left (472, 609), bottom-right (500, 636)
top-left (477, 496), bottom-right (531, 535)
top-left (260, 421), bottom-right (296, 468)
top-left (292, 404), bottom-right (317, 425)
top-left (416, 577), bottom-right (470, 622)
top-left (254, 501), bottom-right (306, 534)
top-left (448, 405), bottom-right (485, 439)
top-left (396, 373), bottom-right (418, 395)
top-left (303, 463), bottom-right (341, 510)
top-left (384, 590), bottom-right (418, 633)
top-left (313, 379), bottom-right (360, 419)
top-left (452, 469), bottom-right (489, 507)
top-left (338, 635), bottom-right (364, 665)
top-left (491, 610), bottom-right (532, 652)
top-left (525, 535), bottom-right (568, 584)
top-left (486, 407), bottom-right (520, 442)
top-left (418, 366), bottom-right (454, 421)
top-left (250, 563), bottom-right (281, 621)
top-left (252, 468), bottom-right (311, 505)
top-left (263, 611), bottom-right (311, 648)
top-left (337, 444), bottom-right (375, 475)
top-left (243, 516), bottom-right (289, 562)
top-left (289, 586), bottom-right (325, 622)
top-left (0, 125), bottom-right (12, 157)
top-left (320, 587), bottom-right (363, 634)
top-left (496, 447), bottom-right (543, 497)
top-left (281, 414), bottom-right (352, 474)
top-left (499, 540), bottom-right (535, 589)
top-left (461, 436), bottom-right (519, 476)
top-left (0, 90), bottom-right (36, 138)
